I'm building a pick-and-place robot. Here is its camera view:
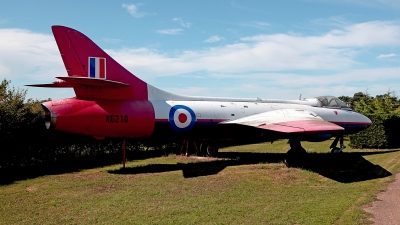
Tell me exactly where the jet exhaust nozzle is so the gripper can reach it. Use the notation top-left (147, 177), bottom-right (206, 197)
top-left (42, 104), bottom-right (57, 129)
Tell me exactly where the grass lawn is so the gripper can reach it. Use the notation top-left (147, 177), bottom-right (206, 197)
top-left (1, 140), bottom-right (400, 224)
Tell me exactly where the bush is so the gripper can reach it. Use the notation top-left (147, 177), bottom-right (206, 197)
top-left (349, 113), bottom-right (400, 148)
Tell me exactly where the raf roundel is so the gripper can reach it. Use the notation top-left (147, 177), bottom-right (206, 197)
top-left (169, 105), bottom-right (196, 131)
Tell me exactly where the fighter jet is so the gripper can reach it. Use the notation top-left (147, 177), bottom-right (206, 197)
top-left (28, 26), bottom-right (372, 156)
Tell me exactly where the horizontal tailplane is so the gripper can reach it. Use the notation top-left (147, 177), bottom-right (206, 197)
top-left (27, 77), bottom-right (130, 88)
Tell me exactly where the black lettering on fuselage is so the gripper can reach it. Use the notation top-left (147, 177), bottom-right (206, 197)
top-left (105, 115), bottom-right (129, 123)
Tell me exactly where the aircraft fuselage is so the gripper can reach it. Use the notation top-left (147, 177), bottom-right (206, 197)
top-left (42, 97), bottom-right (371, 145)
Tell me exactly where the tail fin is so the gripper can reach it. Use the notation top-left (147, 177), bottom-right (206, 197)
top-left (51, 25), bottom-right (148, 100)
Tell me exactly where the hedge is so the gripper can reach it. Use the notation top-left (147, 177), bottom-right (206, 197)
top-left (349, 113), bottom-right (400, 149)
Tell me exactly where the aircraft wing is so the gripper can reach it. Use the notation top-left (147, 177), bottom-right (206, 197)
top-left (221, 109), bottom-right (343, 133)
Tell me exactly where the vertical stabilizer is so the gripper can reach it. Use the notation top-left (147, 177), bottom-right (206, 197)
top-left (52, 25), bottom-right (148, 100)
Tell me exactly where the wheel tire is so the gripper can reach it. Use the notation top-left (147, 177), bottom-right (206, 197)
top-left (287, 147), bottom-right (307, 155)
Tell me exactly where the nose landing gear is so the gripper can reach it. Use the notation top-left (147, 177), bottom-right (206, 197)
top-left (330, 136), bottom-right (346, 153)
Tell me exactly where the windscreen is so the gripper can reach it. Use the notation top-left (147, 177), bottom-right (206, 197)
top-left (316, 96), bottom-right (349, 109)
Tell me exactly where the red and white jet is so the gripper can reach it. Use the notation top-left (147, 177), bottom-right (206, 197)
top-left (29, 26), bottom-right (372, 155)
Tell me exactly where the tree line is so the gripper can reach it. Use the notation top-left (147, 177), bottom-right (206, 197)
top-left (339, 91), bottom-right (400, 115)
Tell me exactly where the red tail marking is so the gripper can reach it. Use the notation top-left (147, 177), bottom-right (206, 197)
top-left (99, 58), bottom-right (105, 79)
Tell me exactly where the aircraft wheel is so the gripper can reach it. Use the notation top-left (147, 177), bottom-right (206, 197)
top-left (286, 147), bottom-right (307, 155)
top-left (285, 148), bottom-right (306, 167)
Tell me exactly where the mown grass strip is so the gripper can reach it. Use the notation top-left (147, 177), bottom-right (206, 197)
top-left (1, 140), bottom-right (399, 224)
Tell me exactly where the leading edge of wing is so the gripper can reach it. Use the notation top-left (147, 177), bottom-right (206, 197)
top-left (221, 109), bottom-right (344, 133)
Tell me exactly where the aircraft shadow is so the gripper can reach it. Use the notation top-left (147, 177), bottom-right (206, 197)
top-left (284, 151), bottom-right (394, 183)
top-left (0, 149), bottom-right (171, 185)
top-left (109, 150), bottom-right (396, 183)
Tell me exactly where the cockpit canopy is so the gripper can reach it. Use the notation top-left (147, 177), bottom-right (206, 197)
top-left (315, 96), bottom-right (349, 109)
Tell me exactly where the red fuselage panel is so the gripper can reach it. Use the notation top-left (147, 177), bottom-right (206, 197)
top-left (42, 98), bottom-right (155, 138)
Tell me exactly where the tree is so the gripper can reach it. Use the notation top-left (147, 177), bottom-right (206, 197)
top-left (353, 91), bottom-right (400, 115)
top-left (0, 79), bottom-right (43, 138)
top-left (338, 95), bottom-right (353, 108)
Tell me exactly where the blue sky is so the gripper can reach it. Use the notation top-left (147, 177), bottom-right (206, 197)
top-left (0, 0), bottom-right (399, 100)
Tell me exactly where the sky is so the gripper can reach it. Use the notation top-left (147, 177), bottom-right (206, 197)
top-left (0, 0), bottom-right (399, 101)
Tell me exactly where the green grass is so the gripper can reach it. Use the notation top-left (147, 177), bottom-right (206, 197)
top-left (1, 140), bottom-right (400, 224)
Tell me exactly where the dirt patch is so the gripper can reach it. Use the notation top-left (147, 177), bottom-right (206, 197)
top-left (363, 173), bottom-right (400, 225)
top-left (26, 185), bottom-right (38, 192)
top-left (259, 163), bottom-right (306, 185)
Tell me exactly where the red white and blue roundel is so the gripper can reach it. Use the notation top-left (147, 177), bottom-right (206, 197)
top-left (169, 105), bottom-right (196, 131)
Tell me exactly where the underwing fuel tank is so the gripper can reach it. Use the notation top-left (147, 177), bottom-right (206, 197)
top-left (41, 98), bottom-right (155, 138)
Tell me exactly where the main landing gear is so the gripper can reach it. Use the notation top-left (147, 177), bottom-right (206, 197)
top-left (287, 135), bottom-right (346, 155)
top-left (286, 139), bottom-right (307, 155)
top-left (330, 136), bottom-right (346, 153)
top-left (285, 139), bottom-right (307, 167)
